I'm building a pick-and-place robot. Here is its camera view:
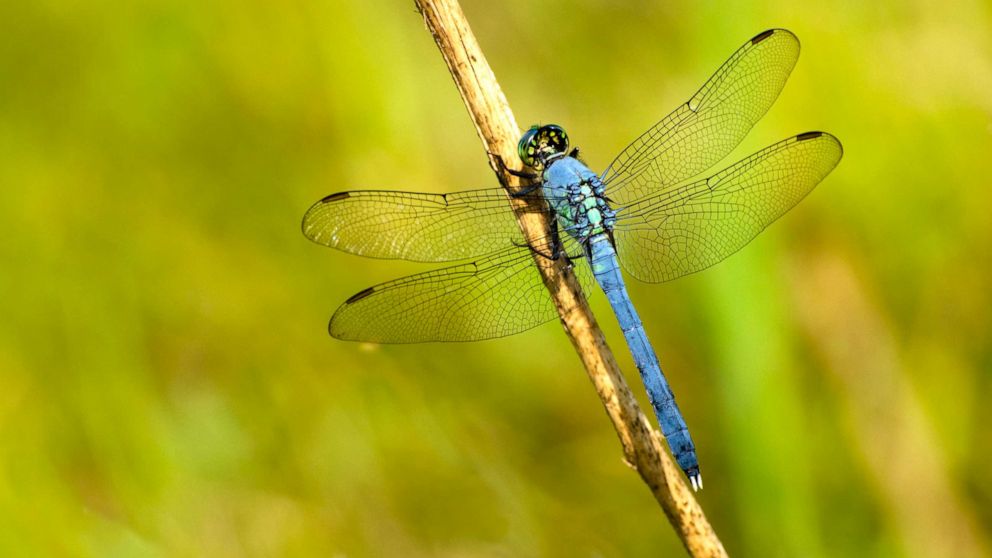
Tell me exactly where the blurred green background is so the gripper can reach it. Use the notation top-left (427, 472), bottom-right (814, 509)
top-left (1, 0), bottom-right (990, 556)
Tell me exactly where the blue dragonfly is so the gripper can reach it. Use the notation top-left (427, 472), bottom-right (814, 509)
top-left (302, 29), bottom-right (842, 490)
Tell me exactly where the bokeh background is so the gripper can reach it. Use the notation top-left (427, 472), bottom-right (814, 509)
top-left (1, 0), bottom-right (990, 556)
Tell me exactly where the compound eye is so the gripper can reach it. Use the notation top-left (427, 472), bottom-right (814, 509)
top-left (517, 126), bottom-right (541, 168)
top-left (517, 124), bottom-right (570, 168)
top-left (540, 125), bottom-right (569, 156)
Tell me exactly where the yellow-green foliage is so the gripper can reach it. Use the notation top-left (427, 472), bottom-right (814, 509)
top-left (0, 1), bottom-right (989, 556)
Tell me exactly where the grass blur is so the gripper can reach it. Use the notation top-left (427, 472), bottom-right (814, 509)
top-left (1, 0), bottom-right (990, 556)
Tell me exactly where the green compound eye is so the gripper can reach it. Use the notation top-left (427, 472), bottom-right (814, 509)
top-left (517, 124), bottom-right (570, 168)
top-left (518, 125), bottom-right (541, 168)
top-left (541, 124), bottom-right (568, 156)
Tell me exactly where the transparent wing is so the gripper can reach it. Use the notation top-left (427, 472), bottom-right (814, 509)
top-left (302, 188), bottom-right (553, 262)
top-left (613, 132), bottom-right (842, 283)
top-left (602, 29), bottom-right (800, 204)
top-left (328, 235), bottom-right (594, 343)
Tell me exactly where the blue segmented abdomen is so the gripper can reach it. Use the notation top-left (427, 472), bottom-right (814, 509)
top-left (587, 234), bottom-right (700, 478)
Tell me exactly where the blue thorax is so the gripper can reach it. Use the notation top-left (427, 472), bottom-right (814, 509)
top-left (542, 156), bottom-right (617, 243)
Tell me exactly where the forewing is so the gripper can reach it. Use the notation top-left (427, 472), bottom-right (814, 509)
top-left (329, 237), bottom-right (594, 343)
top-left (602, 29), bottom-right (800, 204)
top-left (613, 132), bottom-right (842, 283)
top-left (302, 188), bottom-right (547, 262)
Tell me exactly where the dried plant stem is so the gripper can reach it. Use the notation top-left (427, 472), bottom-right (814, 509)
top-left (413, 0), bottom-right (727, 556)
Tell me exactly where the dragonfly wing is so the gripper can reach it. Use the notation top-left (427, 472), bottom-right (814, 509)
top-left (602, 29), bottom-right (800, 204)
top-left (613, 132), bottom-right (842, 283)
top-left (302, 188), bottom-right (548, 262)
top-left (329, 236), bottom-right (594, 343)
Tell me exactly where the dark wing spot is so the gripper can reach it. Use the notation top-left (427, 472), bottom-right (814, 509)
top-left (321, 192), bottom-right (351, 203)
top-left (345, 287), bottom-right (375, 304)
top-left (796, 131), bottom-right (823, 141)
top-left (751, 29), bottom-right (776, 45)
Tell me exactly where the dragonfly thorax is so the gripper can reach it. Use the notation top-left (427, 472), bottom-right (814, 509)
top-left (542, 156), bottom-right (617, 244)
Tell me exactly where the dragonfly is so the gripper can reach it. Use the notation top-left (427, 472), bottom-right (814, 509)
top-left (302, 29), bottom-right (843, 490)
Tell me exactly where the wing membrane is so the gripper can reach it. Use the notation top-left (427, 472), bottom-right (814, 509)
top-left (329, 235), bottom-right (593, 343)
top-left (613, 132), bottom-right (842, 283)
top-left (302, 189), bottom-right (549, 262)
top-left (602, 29), bottom-right (800, 204)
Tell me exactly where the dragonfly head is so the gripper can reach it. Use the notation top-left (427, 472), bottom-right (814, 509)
top-left (518, 124), bottom-right (569, 169)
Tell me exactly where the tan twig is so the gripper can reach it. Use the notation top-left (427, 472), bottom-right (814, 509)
top-left (413, 1), bottom-right (727, 556)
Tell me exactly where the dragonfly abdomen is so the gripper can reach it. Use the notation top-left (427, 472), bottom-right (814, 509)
top-left (588, 234), bottom-right (701, 486)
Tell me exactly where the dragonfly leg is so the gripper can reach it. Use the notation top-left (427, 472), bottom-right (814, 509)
top-left (514, 214), bottom-right (566, 261)
top-left (518, 242), bottom-right (559, 261)
top-left (510, 183), bottom-right (544, 198)
top-left (492, 153), bottom-right (540, 181)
